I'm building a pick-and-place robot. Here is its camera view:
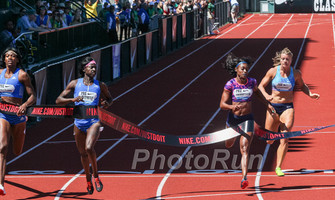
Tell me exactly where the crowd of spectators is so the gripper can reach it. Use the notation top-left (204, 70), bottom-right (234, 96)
top-left (1, 0), bottom-right (216, 57)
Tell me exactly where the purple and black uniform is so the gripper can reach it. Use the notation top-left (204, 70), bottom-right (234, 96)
top-left (224, 77), bottom-right (256, 131)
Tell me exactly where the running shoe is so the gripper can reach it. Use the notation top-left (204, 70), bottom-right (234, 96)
top-left (0, 184), bottom-right (6, 196)
top-left (275, 167), bottom-right (285, 177)
top-left (94, 177), bottom-right (103, 192)
top-left (87, 181), bottom-right (94, 194)
top-left (241, 179), bottom-right (249, 189)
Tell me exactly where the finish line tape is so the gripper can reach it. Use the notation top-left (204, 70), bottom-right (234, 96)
top-left (0, 102), bottom-right (333, 146)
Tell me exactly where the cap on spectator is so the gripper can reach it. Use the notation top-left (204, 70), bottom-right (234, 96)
top-left (59, 9), bottom-right (64, 15)
top-left (47, 10), bottom-right (52, 15)
top-left (26, 9), bottom-right (36, 15)
top-left (132, 3), bottom-right (137, 6)
top-left (149, 2), bottom-right (154, 6)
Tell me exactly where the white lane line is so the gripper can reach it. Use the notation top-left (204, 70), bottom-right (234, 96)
top-left (7, 15), bottom-right (256, 165)
top-left (54, 134), bottom-right (128, 199)
top-left (7, 173), bottom-right (335, 179)
top-left (156, 186), bottom-right (335, 199)
top-left (156, 14), bottom-right (298, 199)
top-left (257, 13), bottom-right (314, 200)
top-left (7, 124), bottom-right (73, 165)
top-left (54, 15), bottom-right (259, 199)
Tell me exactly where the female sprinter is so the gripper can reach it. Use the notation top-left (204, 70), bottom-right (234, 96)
top-left (258, 47), bottom-right (320, 176)
top-left (220, 53), bottom-right (274, 189)
top-left (56, 57), bottom-right (113, 194)
top-left (0, 47), bottom-right (36, 195)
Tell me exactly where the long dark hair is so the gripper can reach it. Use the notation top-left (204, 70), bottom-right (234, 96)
top-left (223, 53), bottom-right (253, 77)
top-left (1, 47), bottom-right (22, 68)
top-left (79, 56), bottom-right (94, 77)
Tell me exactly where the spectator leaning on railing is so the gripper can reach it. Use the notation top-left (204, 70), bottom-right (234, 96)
top-left (0, 20), bottom-right (18, 52)
top-left (49, 9), bottom-right (68, 28)
top-left (184, 0), bottom-right (193, 12)
top-left (35, 5), bottom-right (50, 29)
top-left (118, 5), bottom-right (130, 41)
top-left (130, 3), bottom-right (139, 37)
top-left (137, 3), bottom-right (150, 34)
top-left (156, 1), bottom-right (164, 16)
top-left (106, 5), bottom-right (118, 43)
top-left (176, 2), bottom-right (185, 14)
top-left (207, 0), bottom-right (215, 35)
top-left (71, 9), bottom-right (83, 25)
top-left (223, 0), bottom-right (239, 23)
top-left (16, 9), bottom-right (48, 39)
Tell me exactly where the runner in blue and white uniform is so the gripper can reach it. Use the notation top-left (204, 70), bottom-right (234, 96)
top-left (56, 56), bottom-right (113, 194)
top-left (0, 47), bottom-right (36, 196)
top-left (258, 47), bottom-right (320, 177)
top-left (220, 53), bottom-right (274, 189)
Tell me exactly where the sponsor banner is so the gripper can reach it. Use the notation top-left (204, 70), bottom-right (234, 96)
top-left (62, 59), bottom-right (75, 89)
top-left (130, 38), bottom-right (138, 70)
top-left (90, 50), bottom-right (102, 80)
top-left (146, 33), bottom-right (152, 62)
top-left (112, 44), bottom-right (121, 79)
top-left (172, 16), bottom-right (177, 43)
top-left (162, 18), bottom-right (167, 55)
top-left (275, 0), bottom-right (335, 13)
top-left (33, 68), bottom-right (47, 105)
top-left (255, 123), bottom-right (335, 140)
top-left (0, 101), bottom-right (97, 119)
top-left (98, 108), bottom-right (335, 146)
top-left (182, 14), bottom-right (187, 39)
top-left (1, 101), bottom-right (332, 145)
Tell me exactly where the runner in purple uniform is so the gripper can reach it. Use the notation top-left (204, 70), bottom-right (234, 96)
top-left (220, 53), bottom-right (275, 189)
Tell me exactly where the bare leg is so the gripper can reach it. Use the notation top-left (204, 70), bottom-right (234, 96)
top-left (276, 109), bottom-right (294, 169)
top-left (74, 126), bottom-right (91, 182)
top-left (265, 110), bottom-right (280, 144)
top-left (85, 122), bottom-right (101, 179)
top-left (240, 131), bottom-right (253, 180)
top-left (11, 122), bottom-right (26, 156)
top-left (0, 120), bottom-right (10, 186)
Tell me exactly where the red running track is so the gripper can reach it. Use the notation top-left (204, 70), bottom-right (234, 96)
top-left (4, 13), bottom-right (335, 200)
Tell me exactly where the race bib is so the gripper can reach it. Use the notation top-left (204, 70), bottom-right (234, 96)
top-left (78, 91), bottom-right (97, 103)
top-left (233, 89), bottom-right (253, 100)
top-left (0, 84), bottom-right (15, 93)
top-left (275, 82), bottom-right (292, 91)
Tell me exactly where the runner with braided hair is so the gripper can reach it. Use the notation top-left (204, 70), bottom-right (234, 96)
top-left (220, 53), bottom-right (275, 189)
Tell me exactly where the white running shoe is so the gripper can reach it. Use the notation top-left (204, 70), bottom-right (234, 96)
top-left (0, 184), bottom-right (6, 195)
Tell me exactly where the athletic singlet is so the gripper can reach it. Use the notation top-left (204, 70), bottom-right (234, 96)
top-left (74, 78), bottom-right (100, 107)
top-left (0, 68), bottom-right (24, 98)
top-left (224, 77), bottom-right (257, 102)
top-left (272, 66), bottom-right (295, 92)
